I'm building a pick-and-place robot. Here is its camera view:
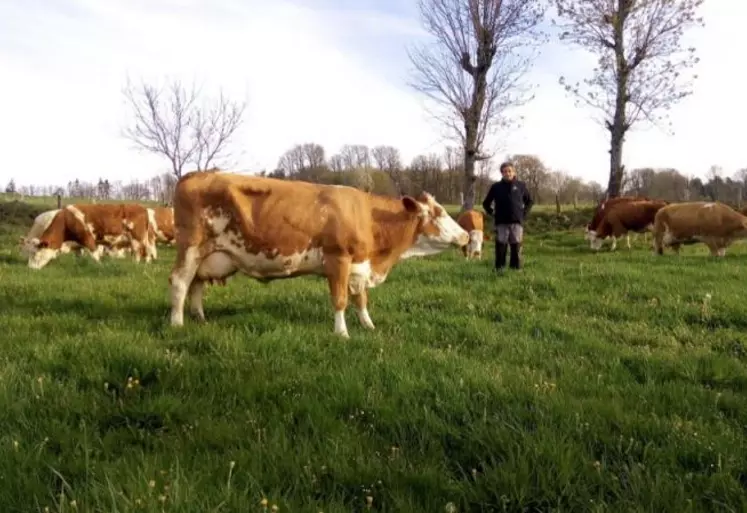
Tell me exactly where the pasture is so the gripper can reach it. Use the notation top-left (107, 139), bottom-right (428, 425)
top-left (1, 198), bottom-right (746, 512)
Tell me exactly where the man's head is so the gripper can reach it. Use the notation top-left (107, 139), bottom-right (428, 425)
top-left (500, 162), bottom-right (516, 181)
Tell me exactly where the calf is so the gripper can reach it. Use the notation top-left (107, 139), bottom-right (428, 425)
top-left (653, 201), bottom-right (747, 257)
top-left (168, 170), bottom-right (470, 337)
top-left (25, 203), bottom-right (157, 269)
top-left (590, 199), bottom-right (668, 251)
top-left (456, 209), bottom-right (488, 259)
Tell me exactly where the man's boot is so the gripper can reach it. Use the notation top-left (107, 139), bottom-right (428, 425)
top-left (509, 243), bottom-right (522, 270)
top-left (495, 242), bottom-right (508, 272)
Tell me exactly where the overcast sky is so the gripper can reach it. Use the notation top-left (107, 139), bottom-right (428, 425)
top-left (0, 0), bottom-right (741, 188)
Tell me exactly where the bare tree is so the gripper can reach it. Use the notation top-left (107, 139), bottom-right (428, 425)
top-left (407, 0), bottom-right (546, 211)
top-left (122, 76), bottom-right (246, 178)
top-left (553, 0), bottom-right (705, 198)
top-left (509, 154), bottom-right (547, 202)
top-left (372, 145), bottom-right (406, 194)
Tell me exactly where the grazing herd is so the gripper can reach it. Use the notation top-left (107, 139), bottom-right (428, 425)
top-left (13, 169), bottom-right (747, 336)
top-left (19, 203), bottom-right (176, 269)
top-left (584, 195), bottom-right (747, 256)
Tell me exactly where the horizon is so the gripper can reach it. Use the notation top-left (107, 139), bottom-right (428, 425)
top-left (0, 0), bottom-right (743, 189)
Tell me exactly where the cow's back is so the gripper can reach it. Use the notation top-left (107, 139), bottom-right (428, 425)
top-left (457, 210), bottom-right (483, 232)
top-left (656, 201), bottom-right (747, 237)
top-left (173, 172), bottom-right (375, 256)
top-left (589, 196), bottom-right (645, 229)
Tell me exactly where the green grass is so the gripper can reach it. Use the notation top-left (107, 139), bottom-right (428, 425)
top-left (1, 205), bottom-right (747, 512)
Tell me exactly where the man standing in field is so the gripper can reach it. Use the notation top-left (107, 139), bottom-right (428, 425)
top-left (481, 162), bottom-right (534, 272)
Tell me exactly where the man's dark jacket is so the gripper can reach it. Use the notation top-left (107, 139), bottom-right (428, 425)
top-left (482, 178), bottom-right (534, 225)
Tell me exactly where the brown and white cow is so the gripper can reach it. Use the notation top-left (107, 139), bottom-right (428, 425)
top-left (168, 170), bottom-right (470, 337)
top-left (589, 199), bottom-right (669, 251)
top-left (25, 203), bottom-right (157, 269)
top-left (585, 195), bottom-right (649, 249)
top-left (148, 206), bottom-right (175, 244)
top-left (653, 201), bottom-right (747, 257)
top-left (456, 209), bottom-right (488, 259)
top-left (19, 209), bottom-right (133, 261)
top-left (19, 209), bottom-right (78, 258)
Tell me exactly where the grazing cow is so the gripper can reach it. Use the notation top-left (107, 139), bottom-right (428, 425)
top-left (589, 199), bottom-right (669, 251)
top-left (456, 209), bottom-right (489, 259)
top-left (148, 206), bottom-right (176, 244)
top-left (25, 203), bottom-right (156, 269)
top-left (653, 201), bottom-right (747, 257)
top-left (19, 210), bottom-right (77, 258)
top-left (585, 195), bottom-right (649, 249)
top-left (168, 170), bottom-right (470, 337)
top-left (19, 209), bottom-right (131, 260)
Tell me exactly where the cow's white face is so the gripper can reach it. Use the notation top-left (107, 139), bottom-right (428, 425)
top-left (467, 229), bottom-right (484, 258)
top-left (589, 234), bottom-right (604, 251)
top-left (401, 193), bottom-right (470, 258)
top-left (18, 236), bottom-right (36, 258)
top-left (584, 226), bottom-right (596, 242)
top-left (26, 240), bottom-right (60, 269)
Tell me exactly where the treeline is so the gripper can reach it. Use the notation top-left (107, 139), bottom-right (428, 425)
top-left (260, 143), bottom-right (606, 206)
top-left (4, 144), bottom-right (746, 208)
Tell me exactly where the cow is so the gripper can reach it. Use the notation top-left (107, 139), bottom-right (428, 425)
top-left (148, 206), bottom-right (175, 244)
top-left (19, 209), bottom-right (132, 261)
top-left (19, 209), bottom-right (78, 258)
top-left (589, 199), bottom-right (669, 251)
top-left (653, 201), bottom-right (747, 257)
top-left (167, 170), bottom-right (470, 338)
top-left (456, 209), bottom-right (489, 259)
top-left (585, 195), bottom-right (649, 249)
top-left (25, 203), bottom-right (157, 269)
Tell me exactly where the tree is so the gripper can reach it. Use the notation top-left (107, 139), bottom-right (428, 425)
top-left (122, 77), bottom-right (246, 178)
top-left (407, 0), bottom-right (546, 211)
top-left (553, 0), bottom-right (705, 198)
top-left (5, 179), bottom-right (16, 194)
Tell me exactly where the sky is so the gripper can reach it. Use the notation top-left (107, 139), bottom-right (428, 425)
top-left (0, 0), bottom-right (742, 189)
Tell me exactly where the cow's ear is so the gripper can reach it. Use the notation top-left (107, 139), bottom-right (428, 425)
top-left (402, 196), bottom-right (420, 213)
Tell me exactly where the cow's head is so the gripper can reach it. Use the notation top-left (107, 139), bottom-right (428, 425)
top-left (401, 192), bottom-right (470, 257)
top-left (25, 238), bottom-right (60, 269)
top-left (467, 229), bottom-right (484, 259)
top-left (588, 234), bottom-right (605, 251)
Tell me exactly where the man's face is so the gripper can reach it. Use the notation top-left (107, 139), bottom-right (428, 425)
top-left (501, 166), bottom-right (516, 181)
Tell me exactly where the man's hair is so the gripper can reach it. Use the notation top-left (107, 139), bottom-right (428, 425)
top-left (499, 162), bottom-right (514, 173)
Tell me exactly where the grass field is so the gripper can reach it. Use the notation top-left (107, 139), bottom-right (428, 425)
top-left (1, 198), bottom-right (746, 512)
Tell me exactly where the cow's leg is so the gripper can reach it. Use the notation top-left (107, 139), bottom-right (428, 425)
top-left (610, 236), bottom-right (618, 251)
top-left (169, 246), bottom-right (202, 327)
top-left (129, 238), bottom-right (143, 263)
top-left (348, 261), bottom-right (374, 331)
top-left (324, 256), bottom-right (352, 338)
top-left (188, 279), bottom-right (206, 322)
top-left (626, 233), bottom-right (631, 250)
top-left (350, 289), bottom-right (374, 330)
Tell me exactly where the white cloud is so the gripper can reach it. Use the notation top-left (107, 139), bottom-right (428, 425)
top-left (0, 0), bottom-right (742, 189)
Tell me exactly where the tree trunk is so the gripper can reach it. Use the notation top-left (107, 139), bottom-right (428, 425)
top-left (607, 1), bottom-right (629, 199)
top-left (607, 132), bottom-right (625, 198)
top-left (462, 152), bottom-right (477, 211)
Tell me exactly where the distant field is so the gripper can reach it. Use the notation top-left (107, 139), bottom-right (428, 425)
top-left (1, 198), bottom-right (746, 512)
